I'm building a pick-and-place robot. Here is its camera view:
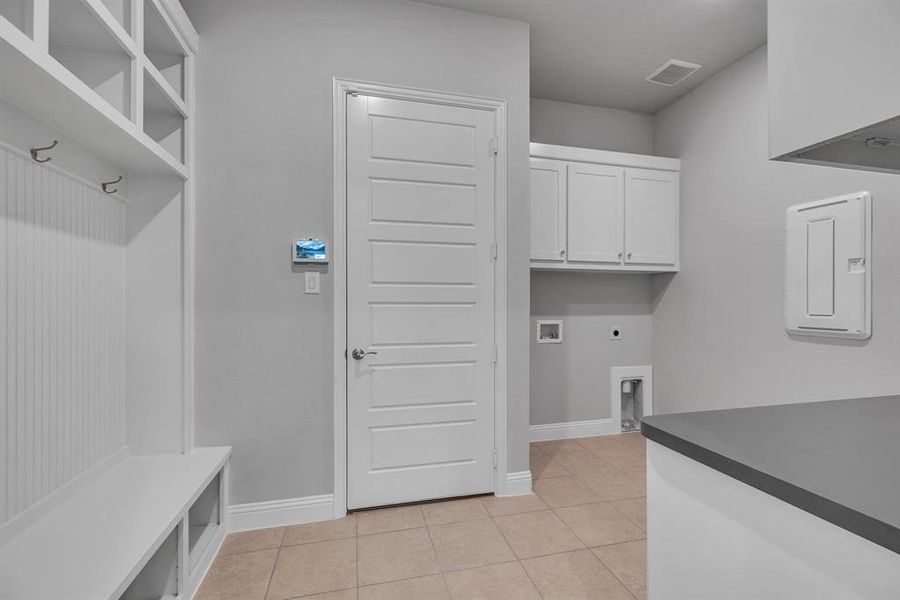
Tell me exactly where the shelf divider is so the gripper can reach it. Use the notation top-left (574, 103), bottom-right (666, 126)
top-left (82, 0), bottom-right (137, 57)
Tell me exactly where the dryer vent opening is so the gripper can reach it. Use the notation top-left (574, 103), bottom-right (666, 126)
top-left (620, 379), bottom-right (644, 432)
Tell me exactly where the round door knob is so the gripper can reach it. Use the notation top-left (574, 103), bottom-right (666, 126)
top-left (351, 348), bottom-right (378, 360)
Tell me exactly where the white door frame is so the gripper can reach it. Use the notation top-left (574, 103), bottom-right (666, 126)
top-left (331, 78), bottom-right (509, 518)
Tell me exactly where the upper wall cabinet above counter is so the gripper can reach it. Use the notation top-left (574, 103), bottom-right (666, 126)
top-left (0, 0), bottom-right (197, 178)
top-left (768, 0), bottom-right (900, 174)
top-left (530, 143), bottom-right (680, 274)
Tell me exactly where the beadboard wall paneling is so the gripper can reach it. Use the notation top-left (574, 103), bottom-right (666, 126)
top-left (1, 146), bottom-right (126, 526)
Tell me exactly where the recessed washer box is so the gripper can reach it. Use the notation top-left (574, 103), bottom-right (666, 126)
top-left (536, 320), bottom-right (563, 343)
top-left (785, 191), bottom-right (872, 340)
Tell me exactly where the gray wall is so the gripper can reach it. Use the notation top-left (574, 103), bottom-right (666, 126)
top-left (531, 273), bottom-right (653, 425)
top-left (531, 97), bottom-right (653, 155)
top-left (652, 47), bottom-right (900, 414)
top-left (529, 98), bottom-right (655, 426)
top-left (183, 0), bottom-right (531, 505)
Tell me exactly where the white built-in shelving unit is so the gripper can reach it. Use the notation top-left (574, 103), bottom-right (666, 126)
top-left (0, 2), bottom-right (225, 599)
top-left (0, 0), bottom-right (190, 176)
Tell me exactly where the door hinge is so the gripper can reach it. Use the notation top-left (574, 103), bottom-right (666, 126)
top-left (490, 242), bottom-right (498, 261)
top-left (492, 449), bottom-right (499, 469)
top-left (489, 137), bottom-right (499, 156)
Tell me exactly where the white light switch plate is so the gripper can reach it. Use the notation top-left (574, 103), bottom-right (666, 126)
top-left (304, 271), bottom-right (320, 294)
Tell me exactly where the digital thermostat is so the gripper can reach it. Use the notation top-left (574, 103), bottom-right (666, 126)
top-left (293, 239), bottom-right (328, 264)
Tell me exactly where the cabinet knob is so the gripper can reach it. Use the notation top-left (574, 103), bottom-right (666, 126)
top-left (627, 252), bottom-right (632, 259)
top-left (560, 249), bottom-right (566, 256)
top-left (618, 252), bottom-right (623, 259)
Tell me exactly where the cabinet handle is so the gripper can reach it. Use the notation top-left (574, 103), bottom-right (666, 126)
top-left (627, 252), bottom-right (632, 259)
top-left (618, 252), bottom-right (623, 259)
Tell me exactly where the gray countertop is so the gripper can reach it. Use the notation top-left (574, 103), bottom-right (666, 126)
top-left (641, 395), bottom-right (900, 554)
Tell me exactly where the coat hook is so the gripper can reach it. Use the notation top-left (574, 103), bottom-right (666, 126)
top-left (30, 140), bottom-right (58, 163)
top-left (101, 176), bottom-right (123, 194)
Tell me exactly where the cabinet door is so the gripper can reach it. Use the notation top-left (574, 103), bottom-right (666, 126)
top-left (567, 163), bottom-right (623, 264)
top-left (530, 159), bottom-right (567, 261)
top-left (624, 169), bottom-right (678, 266)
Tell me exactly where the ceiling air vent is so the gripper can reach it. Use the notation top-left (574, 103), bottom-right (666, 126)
top-left (645, 59), bottom-right (701, 87)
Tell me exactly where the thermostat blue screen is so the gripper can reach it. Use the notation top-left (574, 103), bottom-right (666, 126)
top-left (295, 239), bottom-right (327, 261)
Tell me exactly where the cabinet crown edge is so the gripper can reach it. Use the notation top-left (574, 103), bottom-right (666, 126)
top-left (529, 143), bottom-right (680, 172)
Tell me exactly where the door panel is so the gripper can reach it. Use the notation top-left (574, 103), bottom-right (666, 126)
top-left (371, 242), bottom-right (476, 285)
top-left (529, 158), bottom-right (566, 261)
top-left (567, 163), bottom-right (624, 263)
top-left (346, 94), bottom-right (496, 509)
top-left (370, 179), bottom-right (476, 226)
top-left (624, 169), bottom-right (679, 265)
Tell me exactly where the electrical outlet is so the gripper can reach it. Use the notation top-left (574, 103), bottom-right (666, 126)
top-left (609, 326), bottom-right (623, 341)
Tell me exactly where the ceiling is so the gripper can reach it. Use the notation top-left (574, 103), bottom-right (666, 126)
top-left (418, 0), bottom-right (767, 114)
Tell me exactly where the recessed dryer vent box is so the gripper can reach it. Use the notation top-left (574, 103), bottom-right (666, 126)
top-left (785, 191), bottom-right (872, 339)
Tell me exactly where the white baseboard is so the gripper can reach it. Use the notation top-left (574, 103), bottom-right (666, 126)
top-left (529, 418), bottom-right (619, 442)
top-left (227, 493), bottom-right (335, 532)
top-left (498, 470), bottom-right (533, 496)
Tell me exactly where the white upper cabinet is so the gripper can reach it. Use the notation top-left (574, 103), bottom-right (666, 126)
top-left (529, 143), bottom-right (680, 273)
top-left (529, 158), bottom-right (567, 261)
top-left (567, 162), bottom-right (623, 264)
top-left (624, 168), bottom-right (678, 266)
top-left (768, 0), bottom-right (900, 173)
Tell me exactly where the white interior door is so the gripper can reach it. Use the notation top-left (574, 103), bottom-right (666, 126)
top-left (624, 168), bottom-right (679, 265)
top-left (346, 94), bottom-right (496, 509)
top-left (530, 158), bottom-right (567, 261)
top-left (566, 163), bottom-right (624, 264)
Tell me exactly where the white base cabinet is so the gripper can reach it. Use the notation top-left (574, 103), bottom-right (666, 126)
top-left (647, 442), bottom-right (900, 599)
top-left (530, 143), bottom-right (680, 273)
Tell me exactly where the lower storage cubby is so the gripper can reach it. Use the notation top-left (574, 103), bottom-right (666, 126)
top-left (188, 473), bottom-right (221, 572)
top-left (120, 528), bottom-right (179, 600)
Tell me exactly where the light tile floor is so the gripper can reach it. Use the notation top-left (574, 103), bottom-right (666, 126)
top-left (196, 432), bottom-right (647, 600)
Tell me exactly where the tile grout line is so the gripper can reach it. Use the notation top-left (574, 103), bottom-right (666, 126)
top-left (422, 507), bottom-right (452, 598)
top-left (262, 545), bottom-right (281, 600)
top-left (489, 511), bottom-right (546, 598)
top-left (354, 518), bottom-right (359, 591)
top-left (592, 540), bottom-right (643, 600)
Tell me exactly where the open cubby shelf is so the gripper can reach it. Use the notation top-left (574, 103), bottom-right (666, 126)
top-left (144, 0), bottom-right (185, 99)
top-left (0, 0), bottom-right (33, 38)
top-left (143, 67), bottom-right (185, 164)
top-left (99, 0), bottom-right (133, 37)
top-left (48, 0), bottom-right (132, 119)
